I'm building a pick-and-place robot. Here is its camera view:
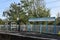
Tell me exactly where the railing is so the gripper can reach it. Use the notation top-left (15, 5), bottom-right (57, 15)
top-left (0, 25), bottom-right (18, 32)
top-left (0, 25), bottom-right (60, 34)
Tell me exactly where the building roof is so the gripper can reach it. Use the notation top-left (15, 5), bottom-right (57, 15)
top-left (29, 17), bottom-right (56, 22)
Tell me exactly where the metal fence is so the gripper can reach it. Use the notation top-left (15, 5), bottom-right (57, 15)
top-left (0, 25), bottom-right (60, 34)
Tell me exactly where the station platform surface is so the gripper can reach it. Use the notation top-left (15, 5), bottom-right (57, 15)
top-left (0, 31), bottom-right (59, 40)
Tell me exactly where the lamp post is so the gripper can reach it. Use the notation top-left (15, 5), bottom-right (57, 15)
top-left (25, 13), bottom-right (29, 31)
top-left (17, 17), bottom-right (20, 32)
top-left (8, 19), bottom-right (11, 31)
top-left (16, 3), bottom-right (21, 32)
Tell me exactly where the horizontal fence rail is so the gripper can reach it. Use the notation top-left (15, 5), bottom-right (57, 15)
top-left (0, 25), bottom-right (60, 34)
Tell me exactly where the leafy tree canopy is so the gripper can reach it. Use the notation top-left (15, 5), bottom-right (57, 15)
top-left (3, 0), bottom-right (50, 25)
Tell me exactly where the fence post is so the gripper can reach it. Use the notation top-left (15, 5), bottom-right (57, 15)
top-left (27, 23), bottom-right (30, 32)
top-left (46, 21), bottom-right (48, 33)
top-left (40, 22), bottom-right (42, 33)
top-left (54, 19), bottom-right (56, 34)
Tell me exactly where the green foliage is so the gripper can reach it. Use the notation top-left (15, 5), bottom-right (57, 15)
top-left (56, 13), bottom-right (60, 25)
top-left (3, 0), bottom-right (50, 25)
top-left (58, 31), bottom-right (60, 35)
top-left (56, 17), bottom-right (60, 25)
top-left (0, 19), bottom-right (5, 24)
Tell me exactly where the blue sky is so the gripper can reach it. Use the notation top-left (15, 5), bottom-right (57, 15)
top-left (0, 0), bottom-right (60, 19)
top-left (45, 0), bottom-right (60, 17)
top-left (0, 0), bottom-right (20, 19)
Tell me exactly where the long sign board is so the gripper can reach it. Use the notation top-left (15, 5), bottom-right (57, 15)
top-left (29, 17), bottom-right (56, 22)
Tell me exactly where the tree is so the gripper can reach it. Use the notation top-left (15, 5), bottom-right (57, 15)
top-left (3, 3), bottom-right (22, 21)
top-left (57, 12), bottom-right (60, 17)
top-left (0, 19), bottom-right (5, 24)
top-left (3, 2), bottom-right (29, 24)
top-left (56, 12), bottom-right (60, 25)
top-left (20, 0), bottom-right (50, 25)
top-left (21, 0), bottom-right (50, 18)
top-left (3, 0), bottom-right (50, 25)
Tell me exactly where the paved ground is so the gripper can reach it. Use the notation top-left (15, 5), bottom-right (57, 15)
top-left (0, 31), bottom-right (59, 40)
